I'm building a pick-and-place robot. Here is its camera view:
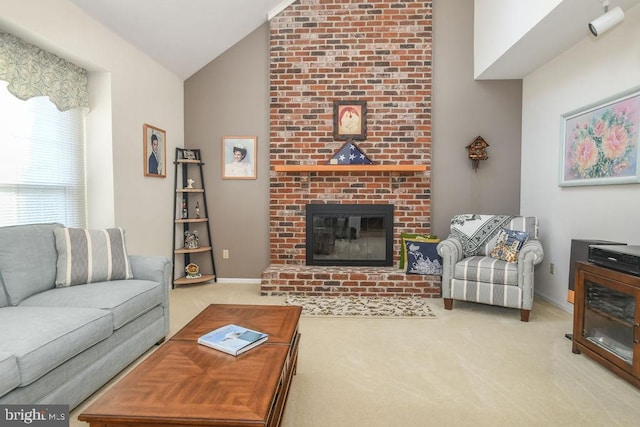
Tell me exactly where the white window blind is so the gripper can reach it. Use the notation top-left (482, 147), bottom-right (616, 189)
top-left (0, 81), bottom-right (86, 227)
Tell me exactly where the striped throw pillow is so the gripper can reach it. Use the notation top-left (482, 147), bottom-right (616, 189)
top-left (54, 227), bottom-right (133, 287)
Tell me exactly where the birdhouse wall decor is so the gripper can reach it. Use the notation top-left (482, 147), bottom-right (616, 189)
top-left (466, 136), bottom-right (489, 171)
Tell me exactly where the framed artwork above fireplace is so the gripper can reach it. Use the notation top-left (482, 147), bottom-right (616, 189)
top-left (333, 100), bottom-right (367, 141)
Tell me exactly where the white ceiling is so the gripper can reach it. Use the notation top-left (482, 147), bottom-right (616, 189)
top-left (69, 0), bottom-right (639, 81)
top-left (69, 0), bottom-right (293, 80)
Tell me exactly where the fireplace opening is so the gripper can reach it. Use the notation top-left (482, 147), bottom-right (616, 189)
top-left (306, 204), bottom-right (394, 266)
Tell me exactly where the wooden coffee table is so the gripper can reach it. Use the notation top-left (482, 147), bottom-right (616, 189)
top-left (79, 304), bottom-right (302, 427)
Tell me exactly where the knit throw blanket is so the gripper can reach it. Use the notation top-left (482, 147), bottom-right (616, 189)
top-left (450, 214), bottom-right (514, 255)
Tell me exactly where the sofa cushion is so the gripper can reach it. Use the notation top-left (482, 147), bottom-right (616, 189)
top-left (0, 307), bottom-right (112, 386)
top-left (20, 279), bottom-right (163, 330)
top-left (0, 223), bottom-right (61, 305)
top-left (0, 352), bottom-right (21, 398)
top-left (54, 227), bottom-right (133, 287)
top-left (453, 255), bottom-right (519, 286)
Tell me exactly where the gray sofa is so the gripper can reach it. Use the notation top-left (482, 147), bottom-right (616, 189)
top-left (0, 223), bottom-right (171, 410)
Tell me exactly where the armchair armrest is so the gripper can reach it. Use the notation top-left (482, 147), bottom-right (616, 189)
top-left (517, 239), bottom-right (544, 310)
top-left (518, 239), bottom-right (544, 266)
top-left (437, 236), bottom-right (464, 298)
top-left (437, 235), bottom-right (464, 263)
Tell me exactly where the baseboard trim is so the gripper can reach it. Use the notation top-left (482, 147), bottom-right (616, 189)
top-left (216, 278), bottom-right (261, 284)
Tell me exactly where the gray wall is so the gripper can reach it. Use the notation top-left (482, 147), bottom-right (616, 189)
top-left (431, 0), bottom-right (522, 239)
top-left (185, 0), bottom-right (523, 278)
top-left (184, 25), bottom-right (270, 279)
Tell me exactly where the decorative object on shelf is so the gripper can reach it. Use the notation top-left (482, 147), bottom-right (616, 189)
top-left (465, 136), bottom-right (489, 171)
top-left (195, 201), bottom-right (200, 218)
top-left (184, 230), bottom-right (199, 249)
top-left (327, 140), bottom-right (373, 165)
top-left (181, 198), bottom-right (188, 219)
top-left (186, 178), bottom-right (195, 189)
top-left (183, 150), bottom-right (196, 160)
top-left (143, 123), bottom-right (166, 178)
top-left (185, 262), bottom-right (201, 279)
top-left (222, 136), bottom-right (257, 180)
top-left (333, 100), bottom-right (367, 141)
top-left (560, 86), bottom-right (640, 187)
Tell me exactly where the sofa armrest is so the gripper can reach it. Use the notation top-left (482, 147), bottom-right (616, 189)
top-left (129, 255), bottom-right (172, 336)
top-left (437, 236), bottom-right (464, 298)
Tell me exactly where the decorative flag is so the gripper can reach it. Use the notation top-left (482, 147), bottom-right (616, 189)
top-left (327, 141), bottom-right (373, 165)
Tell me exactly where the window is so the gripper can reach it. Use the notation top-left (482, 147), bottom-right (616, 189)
top-left (0, 81), bottom-right (86, 227)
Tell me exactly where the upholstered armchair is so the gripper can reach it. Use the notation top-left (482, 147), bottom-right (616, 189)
top-left (436, 214), bottom-right (544, 321)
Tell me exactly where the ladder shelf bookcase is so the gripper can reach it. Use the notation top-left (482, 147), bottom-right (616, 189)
top-left (172, 148), bottom-right (217, 288)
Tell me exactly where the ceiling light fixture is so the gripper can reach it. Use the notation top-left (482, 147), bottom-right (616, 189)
top-left (588, 0), bottom-right (624, 37)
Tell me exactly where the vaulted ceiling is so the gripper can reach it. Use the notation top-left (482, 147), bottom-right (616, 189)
top-left (69, 0), bottom-right (293, 80)
top-left (69, 0), bottom-right (639, 81)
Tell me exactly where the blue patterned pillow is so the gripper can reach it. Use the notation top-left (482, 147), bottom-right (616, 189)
top-left (405, 239), bottom-right (443, 275)
top-left (489, 228), bottom-right (529, 263)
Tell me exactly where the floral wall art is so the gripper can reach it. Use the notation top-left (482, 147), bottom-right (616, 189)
top-left (560, 88), bottom-right (640, 186)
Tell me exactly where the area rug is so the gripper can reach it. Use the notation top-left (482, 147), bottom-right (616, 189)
top-left (284, 295), bottom-right (437, 318)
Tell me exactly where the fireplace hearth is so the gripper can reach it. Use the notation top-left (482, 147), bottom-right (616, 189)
top-left (306, 204), bottom-right (393, 267)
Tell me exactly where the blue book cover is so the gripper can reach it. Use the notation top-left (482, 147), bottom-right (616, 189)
top-left (197, 324), bottom-right (268, 356)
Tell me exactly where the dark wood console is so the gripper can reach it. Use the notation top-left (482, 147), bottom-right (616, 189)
top-left (572, 262), bottom-right (640, 388)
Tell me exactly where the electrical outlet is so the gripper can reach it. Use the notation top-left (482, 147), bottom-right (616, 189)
top-left (223, 249), bottom-right (229, 259)
top-left (550, 263), bottom-right (555, 275)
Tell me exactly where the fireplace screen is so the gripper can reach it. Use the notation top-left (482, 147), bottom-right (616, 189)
top-left (306, 204), bottom-right (394, 266)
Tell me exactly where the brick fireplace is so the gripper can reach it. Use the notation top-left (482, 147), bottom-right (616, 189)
top-left (261, 0), bottom-right (440, 297)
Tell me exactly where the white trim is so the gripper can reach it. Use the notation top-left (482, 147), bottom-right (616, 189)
top-left (268, 0), bottom-right (297, 20)
top-left (216, 278), bottom-right (262, 285)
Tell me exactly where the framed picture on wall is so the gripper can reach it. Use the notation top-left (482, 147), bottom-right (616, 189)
top-left (143, 123), bottom-right (166, 178)
top-left (333, 100), bottom-right (367, 141)
top-left (559, 87), bottom-right (640, 187)
top-left (222, 136), bottom-right (257, 179)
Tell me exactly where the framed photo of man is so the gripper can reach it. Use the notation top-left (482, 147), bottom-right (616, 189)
top-left (143, 123), bottom-right (166, 178)
top-left (222, 136), bottom-right (257, 180)
top-left (333, 100), bottom-right (367, 141)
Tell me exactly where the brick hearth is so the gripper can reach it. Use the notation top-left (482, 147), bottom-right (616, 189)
top-left (262, 0), bottom-right (439, 298)
top-left (261, 266), bottom-right (441, 297)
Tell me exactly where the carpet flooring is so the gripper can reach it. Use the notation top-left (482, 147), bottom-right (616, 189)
top-left (284, 295), bottom-right (437, 318)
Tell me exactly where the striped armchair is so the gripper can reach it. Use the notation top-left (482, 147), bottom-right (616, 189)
top-left (436, 215), bottom-right (544, 322)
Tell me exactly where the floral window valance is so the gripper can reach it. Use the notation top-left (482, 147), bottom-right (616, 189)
top-left (0, 32), bottom-right (88, 112)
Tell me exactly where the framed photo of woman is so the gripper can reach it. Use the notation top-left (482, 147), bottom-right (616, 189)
top-left (222, 136), bottom-right (257, 179)
top-left (143, 123), bottom-right (166, 177)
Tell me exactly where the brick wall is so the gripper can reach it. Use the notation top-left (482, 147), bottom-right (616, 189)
top-left (264, 0), bottom-right (438, 297)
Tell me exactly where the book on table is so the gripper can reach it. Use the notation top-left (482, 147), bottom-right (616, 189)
top-left (197, 324), bottom-right (268, 356)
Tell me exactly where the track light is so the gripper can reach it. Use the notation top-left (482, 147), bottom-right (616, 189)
top-left (588, 1), bottom-right (624, 37)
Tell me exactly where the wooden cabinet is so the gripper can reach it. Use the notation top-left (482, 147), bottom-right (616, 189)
top-left (572, 261), bottom-right (640, 388)
top-left (172, 148), bottom-right (216, 287)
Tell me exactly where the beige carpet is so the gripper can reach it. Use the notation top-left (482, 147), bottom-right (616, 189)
top-left (70, 282), bottom-right (640, 427)
top-left (285, 294), bottom-right (437, 318)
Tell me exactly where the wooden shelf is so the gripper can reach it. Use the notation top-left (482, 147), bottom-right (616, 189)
top-left (176, 188), bottom-right (204, 193)
top-left (176, 159), bottom-right (201, 164)
top-left (173, 274), bottom-right (216, 286)
top-left (175, 218), bottom-right (208, 224)
top-left (175, 246), bottom-right (212, 254)
top-left (273, 164), bottom-right (427, 172)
